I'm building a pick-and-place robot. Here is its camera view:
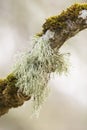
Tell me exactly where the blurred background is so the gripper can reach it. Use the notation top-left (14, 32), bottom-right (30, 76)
top-left (0, 0), bottom-right (87, 130)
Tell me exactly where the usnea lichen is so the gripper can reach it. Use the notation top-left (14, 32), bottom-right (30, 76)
top-left (13, 30), bottom-right (69, 115)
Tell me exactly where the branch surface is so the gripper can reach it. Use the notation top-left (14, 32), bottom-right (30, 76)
top-left (0, 3), bottom-right (87, 117)
top-left (42, 3), bottom-right (87, 49)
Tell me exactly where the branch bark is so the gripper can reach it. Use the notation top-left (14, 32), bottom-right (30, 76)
top-left (0, 3), bottom-right (87, 117)
top-left (0, 74), bottom-right (30, 116)
top-left (42, 3), bottom-right (87, 49)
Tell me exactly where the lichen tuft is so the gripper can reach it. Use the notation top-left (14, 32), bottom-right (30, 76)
top-left (13, 30), bottom-right (69, 115)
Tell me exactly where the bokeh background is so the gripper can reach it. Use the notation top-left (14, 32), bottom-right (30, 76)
top-left (0, 0), bottom-right (87, 130)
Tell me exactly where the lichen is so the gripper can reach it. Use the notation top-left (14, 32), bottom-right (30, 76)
top-left (13, 30), bottom-right (69, 115)
top-left (78, 9), bottom-right (87, 19)
top-left (42, 3), bottom-right (87, 34)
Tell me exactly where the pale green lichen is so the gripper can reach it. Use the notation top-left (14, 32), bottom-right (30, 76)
top-left (13, 30), bottom-right (69, 115)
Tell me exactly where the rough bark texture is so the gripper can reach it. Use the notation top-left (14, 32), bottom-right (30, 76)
top-left (0, 3), bottom-right (87, 117)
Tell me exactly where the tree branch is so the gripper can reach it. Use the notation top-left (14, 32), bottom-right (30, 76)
top-left (42, 3), bottom-right (87, 49)
top-left (0, 3), bottom-right (87, 117)
top-left (0, 74), bottom-right (30, 116)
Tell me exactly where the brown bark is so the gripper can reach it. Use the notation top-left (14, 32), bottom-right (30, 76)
top-left (0, 74), bottom-right (30, 116)
top-left (42, 4), bottom-right (87, 49)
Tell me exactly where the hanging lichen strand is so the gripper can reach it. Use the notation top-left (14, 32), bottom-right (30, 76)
top-left (13, 30), bottom-right (69, 115)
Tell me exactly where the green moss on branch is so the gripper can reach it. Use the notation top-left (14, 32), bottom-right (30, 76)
top-left (0, 74), bottom-right (30, 116)
top-left (42, 3), bottom-right (87, 33)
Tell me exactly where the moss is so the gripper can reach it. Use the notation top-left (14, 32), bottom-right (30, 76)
top-left (7, 73), bottom-right (17, 87)
top-left (0, 79), bottom-right (7, 92)
top-left (0, 73), bottom-right (26, 111)
top-left (0, 74), bottom-right (18, 104)
top-left (0, 73), bottom-right (17, 89)
top-left (5, 74), bottom-right (18, 95)
top-left (0, 72), bottom-right (29, 109)
top-left (0, 74), bottom-right (17, 100)
top-left (42, 3), bottom-right (87, 34)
